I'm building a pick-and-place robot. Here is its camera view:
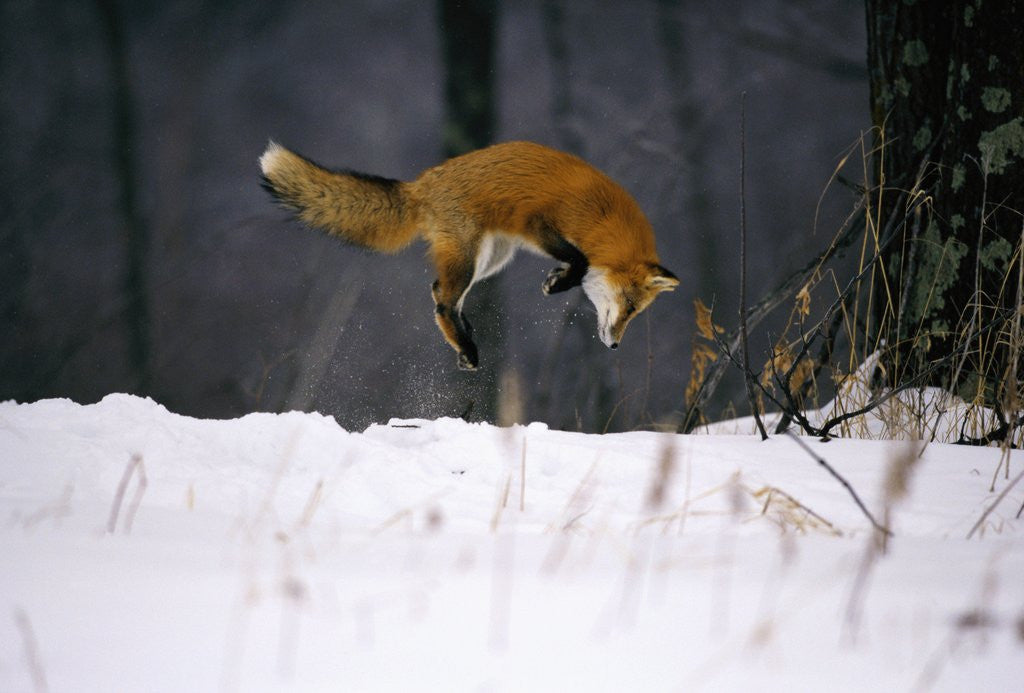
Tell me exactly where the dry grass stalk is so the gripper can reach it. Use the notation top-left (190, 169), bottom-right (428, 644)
top-left (519, 436), bottom-right (527, 512)
top-left (495, 367), bottom-right (530, 512)
top-left (751, 485), bottom-right (841, 536)
top-left (645, 433), bottom-right (677, 510)
top-left (966, 465), bottom-right (1024, 540)
top-left (298, 479), bottom-right (324, 528)
top-left (19, 483), bottom-right (74, 530)
top-left (546, 462), bottom-right (598, 535)
top-left (13, 608), bottom-right (48, 693)
top-left (636, 472), bottom-right (760, 535)
top-left (370, 489), bottom-right (449, 535)
top-left (846, 440), bottom-right (923, 638)
top-left (685, 119), bottom-right (1024, 450)
top-left (106, 452), bottom-right (147, 534)
top-left (490, 473), bottom-right (512, 533)
top-left (639, 472), bottom-right (748, 528)
top-left (496, 368), bottom-right (524, 428)
top-left (540, 462), bottom-right (599, 574)
top-left (877, 440), bottom-right (923, 552)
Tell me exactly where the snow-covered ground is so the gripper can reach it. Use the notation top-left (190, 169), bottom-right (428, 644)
top-left (1, 394), bottom-right (1022, 691)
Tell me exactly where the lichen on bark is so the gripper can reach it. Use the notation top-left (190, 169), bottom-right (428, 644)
top-left (978, 117), bottom-right (1024, 174)
top-left (907, 221), bottom-right (968, 327)
top-left (981, 86), bottom-right (1011, 113)
top-left (903, 39), bottom-right (929, 66)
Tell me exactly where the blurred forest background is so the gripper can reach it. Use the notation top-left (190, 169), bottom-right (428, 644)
top-left (0, 0), bottom-right (869, 432)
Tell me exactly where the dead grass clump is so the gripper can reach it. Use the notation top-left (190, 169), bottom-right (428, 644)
top-left (683, 126), bottom-right (1024, 451)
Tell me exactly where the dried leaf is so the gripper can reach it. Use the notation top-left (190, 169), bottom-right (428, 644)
top-left (796, 284), bottom-right (812, 318)
top-left (694, 298), bottom-right (724, 340)
top-left (762, 343), bottom-right (814, 395)
top-left (685, 343), bottom-right (719, 407)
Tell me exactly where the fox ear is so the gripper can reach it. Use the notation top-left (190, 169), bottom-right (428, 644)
top-left (647, 264), bottom-right (679, 292)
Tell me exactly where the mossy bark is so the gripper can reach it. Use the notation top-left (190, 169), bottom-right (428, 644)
top-left (866, 0), bottom-right (1024, 405)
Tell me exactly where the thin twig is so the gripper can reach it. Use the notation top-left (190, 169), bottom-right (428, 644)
top-left (784, 430), bottom-right (891, 536)
top-left (739, 91), bottom-right (768, 440)
top-left (965, 466), bottom-right (1024, 539)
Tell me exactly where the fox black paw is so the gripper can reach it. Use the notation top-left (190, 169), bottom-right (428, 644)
top-left (542, 268), bottom-right (567, 295)
top-left (457, 351), bottom-right (479, 371)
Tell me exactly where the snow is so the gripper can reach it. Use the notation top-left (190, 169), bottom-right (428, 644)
top-left (1, 393), bottom-right (1022, 691)
top-left (700, 353), bottom-right (1015, 444)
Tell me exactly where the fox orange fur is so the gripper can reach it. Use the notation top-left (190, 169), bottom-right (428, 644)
top-left (260, 140), bottom-right (678, 370)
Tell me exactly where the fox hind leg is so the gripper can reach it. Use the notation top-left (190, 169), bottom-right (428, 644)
top-left (431, 257), bottom-right (480, 371)
top-left (459, 311), bottom-right (474, 339)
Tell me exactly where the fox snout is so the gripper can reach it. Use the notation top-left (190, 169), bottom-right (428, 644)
top-left (599, 311), bottom-right (628, 350)
top-left (584, 265), bottom-right (678, 350)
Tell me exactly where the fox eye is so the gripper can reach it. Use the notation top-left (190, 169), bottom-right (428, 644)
top-left (624, 298), bottom-right (636, 316)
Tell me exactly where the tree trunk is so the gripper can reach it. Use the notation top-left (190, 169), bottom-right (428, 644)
top-left (656, 0), bottom-right (718, 303)
top-left (97, 0), bottom-right (151, 394)
top-left (538, 0), bottom-right (621, 432)
top-left (438, 0), bottom-right (504, 422)
top-left (866, 0), bottom-right (1024, 407)
top-left (440, 0), bottom-right (496, 158)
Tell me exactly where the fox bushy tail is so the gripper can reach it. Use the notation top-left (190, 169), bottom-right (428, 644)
top-left (259, 142), bottom-right (419, 253)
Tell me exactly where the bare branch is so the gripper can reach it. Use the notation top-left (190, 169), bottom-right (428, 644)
top-left (784, 431), bottom-right (891, 537)
top-left (739, 92), bottom-right (768, 440)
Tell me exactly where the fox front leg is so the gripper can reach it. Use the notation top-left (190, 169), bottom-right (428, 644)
top-left (535, 222), bottom-right (588, 295)
top-left (542, 263), bottom-right (585, 294)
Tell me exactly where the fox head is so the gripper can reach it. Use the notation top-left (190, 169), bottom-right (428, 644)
top-left (582, 263), bottom-right (678, 349)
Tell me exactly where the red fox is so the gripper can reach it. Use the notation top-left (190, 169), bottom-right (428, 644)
top-left (260, 140), bottom-right (678, 370)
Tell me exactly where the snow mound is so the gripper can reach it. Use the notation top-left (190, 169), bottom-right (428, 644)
top-left (1, 395), bottom-right (1022, 691)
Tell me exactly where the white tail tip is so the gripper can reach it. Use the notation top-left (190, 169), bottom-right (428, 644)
top-left (259, 140), bottom-right (285, 175)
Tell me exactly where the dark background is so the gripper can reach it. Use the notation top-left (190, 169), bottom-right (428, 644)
top-left (1, 0), bottom-right (868, 431)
